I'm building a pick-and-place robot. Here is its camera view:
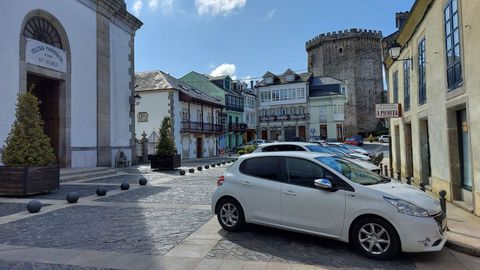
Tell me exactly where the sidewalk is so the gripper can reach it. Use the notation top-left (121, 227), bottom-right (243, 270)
top-left (446, 203), bottom-right (480, 257)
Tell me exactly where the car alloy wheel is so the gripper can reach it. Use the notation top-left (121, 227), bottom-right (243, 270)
top-left (220, 203), bottom-right (239, 227)
top-left (358, 223), bottom-right (391, 255)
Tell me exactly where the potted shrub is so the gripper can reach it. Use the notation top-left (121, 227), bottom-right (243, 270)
top-left (148, 117), bottom-right (181, 170)
top-left (0, 92), bottom-right (59, 196)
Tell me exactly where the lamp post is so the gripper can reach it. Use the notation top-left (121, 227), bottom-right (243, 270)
top-left (388, 41), bottom-right (413, 69)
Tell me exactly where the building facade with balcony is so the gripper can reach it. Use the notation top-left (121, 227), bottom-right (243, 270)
top-left (135, 70), bottom-right (224, 159)
top-left (257, 69), bottom-right (311, 141)
top-left (233, 80), bottom-right (257, 143)
top-left (209, 75), bottom-right (245, 150)
top-left (308, 76), bottom-right (347, 141)
top-left (383, 0), bottom-right (480, 215)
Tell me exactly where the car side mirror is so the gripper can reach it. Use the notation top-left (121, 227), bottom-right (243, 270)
top-left (314, 179), bottom-right (333, 190)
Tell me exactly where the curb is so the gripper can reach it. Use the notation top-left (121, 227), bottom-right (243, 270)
top-left (446, 239), bottom-right (480, 257)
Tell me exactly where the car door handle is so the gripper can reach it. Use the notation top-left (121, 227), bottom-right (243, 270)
top-left (283, 190), bottom-right (296, 196)
top-left (241, 181), bottom-right (252, 186)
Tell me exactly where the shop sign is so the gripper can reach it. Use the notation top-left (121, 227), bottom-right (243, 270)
top-left (26, 38), bottom-right (67, 73)
top-left (375, 103), bottom-right (401, 118)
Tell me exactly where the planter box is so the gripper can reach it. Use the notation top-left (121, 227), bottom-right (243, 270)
top-left (0, 165), bottom-right (60, 196)
top-left (148, 154), bottom-right (181, 170)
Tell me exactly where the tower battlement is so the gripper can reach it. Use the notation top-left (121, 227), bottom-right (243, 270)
top-left (306, 28), bottom-right (382, 51)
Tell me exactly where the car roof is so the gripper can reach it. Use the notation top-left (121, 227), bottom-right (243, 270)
top-left (237, 151), bottom-right (333, 161)
top-left (258, 142), bottom-right (319, 147)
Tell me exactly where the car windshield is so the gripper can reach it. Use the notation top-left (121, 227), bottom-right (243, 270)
top-left (305, 145), bottom-right (335, 154)
top-left (323, 146), bottom-right (348, 157)
top-left (316, 156), bottom-right (388, 185)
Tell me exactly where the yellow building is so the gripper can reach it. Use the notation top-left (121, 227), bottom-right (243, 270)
top-left (383, 0), bottom-right (480, 215)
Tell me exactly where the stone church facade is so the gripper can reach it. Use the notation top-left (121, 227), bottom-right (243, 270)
top-left (0, 0), bottom-right (142, 168)
top-left (306, 29), bottom-right (383, 136)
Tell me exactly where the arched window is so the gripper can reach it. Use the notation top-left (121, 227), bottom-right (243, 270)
top-left (23, 16), bottom-right (63, 49)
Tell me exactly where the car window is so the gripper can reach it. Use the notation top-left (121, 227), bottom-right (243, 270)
top-left (316, 156), bottom-right (387, 185)
top-left (240, 157), bottom-right (282, 181)
top-left (286, 158), bottom-right (325, 187)
top-left (305, 145), bottom-right (334, 154)
top-left (262, 145), bottom-right (305, 152)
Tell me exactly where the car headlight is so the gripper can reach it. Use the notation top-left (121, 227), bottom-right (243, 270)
top-left (384, 197), bottom-right (430, 217)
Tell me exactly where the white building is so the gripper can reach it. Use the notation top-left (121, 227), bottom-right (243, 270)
top-left (232, 81), bottom-right (257, 143)
top-left (135, 71), bottom-right (225, 159)
top-left (0, 0), bottom-right (142, 168)
top-left (257, 69), bottom-right (311, 141)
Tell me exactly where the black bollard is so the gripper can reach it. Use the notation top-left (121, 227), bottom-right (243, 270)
top-left (406, 176), bottom-right (412, 185)
top-left (390, 168), bottom-right (394, 178)
top-left (439, 190), bottom-right (447, 214)
top-left (397, 171), bottom-right (401, 181)
top-left (384, 165), bottom-right (388, 176)
top-left (179, 170), bottom-right (186, 175)
top-left (205, 165), bottom-right (210, 169)
top-left (197, 166), bottom-right (202, 171)
top-left (379, 163), bottom-right (383, 175)
top-left (420, 182), bottom-right (426, 192)
top-left (189, 168), bottom-right (195, 173)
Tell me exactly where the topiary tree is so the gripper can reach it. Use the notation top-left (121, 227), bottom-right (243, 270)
top-left (156, 116), bottom-right (176, 156)
top-left (2, 91), bottom-right (55, 166)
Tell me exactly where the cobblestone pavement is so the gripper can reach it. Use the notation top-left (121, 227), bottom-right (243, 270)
top-left (0, 260), bottom-right (118, 270)
top-left (0, 203), bottom-right (28, 217)
top-left (0, 205), bottom-right (212, 255)
top-left (206, 224), bottom-right (415, 269)
top-left (31, 185), bottom-right (118, 200)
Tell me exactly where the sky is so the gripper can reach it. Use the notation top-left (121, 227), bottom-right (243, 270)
top-left (125, 0), bottom-right (415, 83)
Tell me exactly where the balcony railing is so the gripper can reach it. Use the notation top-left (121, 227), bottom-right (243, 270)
top-left (259, 114), bottom-right (309, 122)
top-left (181, 121), bottom-right (225, 133)
top-left (228, 123), bottom-right (248, 132)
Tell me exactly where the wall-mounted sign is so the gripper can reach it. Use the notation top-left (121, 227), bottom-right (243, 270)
top-left (137, 112), bottom-right (149, 122)
top-left (376, 103), bottom-right (401, 118)
top-left (25, 38), bottom-right (67, 73)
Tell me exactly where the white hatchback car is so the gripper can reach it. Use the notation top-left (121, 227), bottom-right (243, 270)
top-left (212, 152), bottom-right (446, 260)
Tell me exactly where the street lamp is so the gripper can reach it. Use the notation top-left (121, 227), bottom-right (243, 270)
top-left (388, 40), bottom-right (413, 69)
top-left (133, 93), bottom-right (142, 105)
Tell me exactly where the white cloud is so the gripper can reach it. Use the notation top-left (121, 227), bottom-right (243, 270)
top-left (132, 0), bottom-right (143, 16)
top-left (260, 9), bottom-right (277, 21)
top-left (196, 0), bottom-right (247, 16)
top-left (210, 63), bottom-right (236, 79)
top-left (149, 0), bottom-right (174, 14)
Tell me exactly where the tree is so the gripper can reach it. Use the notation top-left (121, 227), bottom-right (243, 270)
top-left (156, 116), bottom-right (176, 156)
top-left (2, 91), bottom-right (55, 166)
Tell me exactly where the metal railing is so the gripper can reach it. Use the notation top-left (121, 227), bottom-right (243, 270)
top-left (181, 121), bottom-right (225, 133)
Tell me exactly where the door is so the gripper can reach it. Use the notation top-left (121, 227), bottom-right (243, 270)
top-left (261, 130), bottom-right (268, 140)
top-left (320, 124), bottom-right (328, 140)
top-left (196, 137), bottom-right (202, 158)
top-left (457, 109), bottom-right (472, 190)
top-left (284, 127), bottom-right (296, 141)
top-left (298, 126), bottom-right (306, 141)
top-left (238, 156), bottom-right (283, 223)
top-left (336, 124), bottom-right (343, 141)
top-left (281, 157), bottom-right (346, 236)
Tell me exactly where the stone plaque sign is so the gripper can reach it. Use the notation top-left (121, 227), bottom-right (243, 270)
top-left (137, 112), bottom-right (149, 122)
top-left (26, 38), bottom-right (67, 73)
top-left (376, 103), bottom-right (401, 118)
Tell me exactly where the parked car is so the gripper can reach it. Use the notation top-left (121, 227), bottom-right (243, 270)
top-left (212, 152), bottom-right (446, 260)
top-left (352, 135), bottom-right (364, 146)
top-left (378, 135), bottom-right (390, 143)
top-left (247, 139), bottom-right (267, 146)
top-left (308, 136), bottom-right (325, 144)
top-left (253, 142), bottom-right (379, 173)
top-left (344, 137), bottom-right (360, 146)
top-left (325, 142), bottom-right (371, 162)
top-left (336, 143), bottom-right (370, 156)
top-left (286, 137), bottom-right (305, 142)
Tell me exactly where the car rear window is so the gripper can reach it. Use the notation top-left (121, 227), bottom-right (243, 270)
top-left (240, 157), bottom-right (282, 181)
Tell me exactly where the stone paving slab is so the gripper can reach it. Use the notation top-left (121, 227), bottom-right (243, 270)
top-left (206, 225), bottom-right (415, 269)
top-left (0, 205), bottom-right (212, 256)
top-left (30, 185), bottom-right (118, 200)
top-left (0, 203), bottom-right (27, 218)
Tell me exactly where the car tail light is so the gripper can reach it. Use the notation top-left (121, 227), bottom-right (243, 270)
top-left (217, 175), bottom-right (225, 186)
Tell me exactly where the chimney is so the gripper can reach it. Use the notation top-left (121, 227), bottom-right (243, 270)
top-left (396, 12), bottom-right (409, 29)
top-left (250, 81), bottom-right (254, 89)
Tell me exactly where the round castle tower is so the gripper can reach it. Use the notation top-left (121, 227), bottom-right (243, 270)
top-left (306, 28), bottom-right (384, 136)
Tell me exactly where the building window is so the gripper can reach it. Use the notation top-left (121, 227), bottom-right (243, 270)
top-left (286, 74), bottom-right (295, 81)
top-left (272, 90), bottom-right (280, 101)
top-left (23, 16), bottom-right (63, 49)
top-left (418, 38), bottom-right (427, 104)
top-left (260, 91), bottom-right (270, 102)
top-left (403, 60), bottom-right (411, 111)
top-left (444, 0), bottom-right (462, 90)
top-left (297, 88), bottom-right (305, 99)
top-left (392, 70), bottom-right (399, 103)
top-left (264, 77), bottom-right (274, 84)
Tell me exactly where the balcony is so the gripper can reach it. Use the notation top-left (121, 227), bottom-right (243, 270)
top-left (228, 123), bottom-right (248, 132)
top-left (181, 121), bottom-right (225, 133)
top-left (259, 114), bottom-right (309, 122)
top-left (333, 114), bottom-right (344, 121)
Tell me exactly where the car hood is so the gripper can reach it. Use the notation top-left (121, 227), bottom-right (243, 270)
top-left (346, 158), bottom-right (379, 171)
top-left (368, 181), bottom-right (441, 215)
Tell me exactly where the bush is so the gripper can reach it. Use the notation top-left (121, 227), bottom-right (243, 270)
top-left (1, 92), bottom-right (55, 166)
top-left (237, 150), bottom-right (246, 155)
top-left (156, 117), bottom-right (176, 156)
top-left (244, 145), bottom-right (256, 154)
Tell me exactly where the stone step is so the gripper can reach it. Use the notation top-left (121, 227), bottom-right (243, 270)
top-left (60, 168), bottom-right (117, 183)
